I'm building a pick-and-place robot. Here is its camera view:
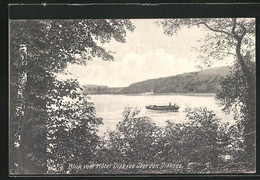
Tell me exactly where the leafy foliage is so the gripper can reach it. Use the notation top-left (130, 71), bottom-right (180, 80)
top-left (10, 19), bottom-right (135, 174)
top-left (157, 18), bottom-right (256, 171)
top-left (46, 88), bottom-right (103, 173)
top-left (157, 18), bottom-right (255, 68)
top-left (109, 107), bottom-right (164, 163)
top-left (216, 59), bottom-right (256, 170)
top-left (91, 107), bottom-right (245, 174)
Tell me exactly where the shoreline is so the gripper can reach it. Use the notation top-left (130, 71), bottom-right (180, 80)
top-left (88, 93), bottom-right (216, 97)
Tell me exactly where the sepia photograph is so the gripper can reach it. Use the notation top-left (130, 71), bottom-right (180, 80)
top-left (9, 16), bottom-right (256, 175)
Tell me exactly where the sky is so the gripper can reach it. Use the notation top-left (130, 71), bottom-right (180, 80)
top-left (58, 19), bottom-right (233, 87)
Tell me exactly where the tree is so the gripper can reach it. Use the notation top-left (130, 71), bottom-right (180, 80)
top-left (46, 81), bottom-right (103, 174)
top-left (100, 107), bottom-right (164, 174)
top-left (10, 19), bottom-right (135, 174)
top-left (163, 107), bottom-right (248, 173)
top-left (177, 108), bottom-right (232, 172)
top-left (96, 107), bottom-right (240, 174)
top-left (157, 18), bottom-right (255, 167)
top-left (216, 58), bottom-right (256, 170)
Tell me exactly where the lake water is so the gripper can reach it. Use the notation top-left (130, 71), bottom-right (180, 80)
top-left (89, 94), bottom-right (235, 135)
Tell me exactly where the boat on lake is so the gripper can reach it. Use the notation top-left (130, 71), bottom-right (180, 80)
top-left (146, 103), bottom-right (180, 111)
top-left (141, 89), bottom-right (154, 95)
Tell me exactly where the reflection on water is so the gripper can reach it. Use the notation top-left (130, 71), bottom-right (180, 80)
top-left (89, 94), bottom-right (235, 135)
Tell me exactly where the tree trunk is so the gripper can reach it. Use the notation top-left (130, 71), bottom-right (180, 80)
top-left (17, 105), bottom-right (33, 174)
top-left (235, 38), bottom-right (256, 169)
top-left (17, 71), bottom-right (48, 174)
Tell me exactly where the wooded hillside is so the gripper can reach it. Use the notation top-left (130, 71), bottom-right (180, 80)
top-left (82, 66), bottom-right (229, 94)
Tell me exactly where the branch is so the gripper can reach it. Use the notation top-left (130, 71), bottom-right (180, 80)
top-left (232, 18), bottom-right (247, 41)
top-left (231, 18), bottom-right (240, 40)
top-left (231, 18), bottom-right (237, 35)
top-left (198, 22), bottom-right (233, 37)
top-left (240, 24), bottom-right (247, 40)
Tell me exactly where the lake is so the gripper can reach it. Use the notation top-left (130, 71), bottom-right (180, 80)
top-left (89, 94), bottom-right (235, 135)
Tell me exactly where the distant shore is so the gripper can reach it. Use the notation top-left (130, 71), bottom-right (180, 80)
top-left (152, 93), bottom-right (215, 97)
top-left (88, 93), bottom-right (216, 97)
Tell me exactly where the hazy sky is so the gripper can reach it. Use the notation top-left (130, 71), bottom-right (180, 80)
top-left (59, 19), bottom-right (233, 87)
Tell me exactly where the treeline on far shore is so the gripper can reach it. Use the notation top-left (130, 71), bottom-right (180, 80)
top-left (82, 66), bottom-right (229, 95)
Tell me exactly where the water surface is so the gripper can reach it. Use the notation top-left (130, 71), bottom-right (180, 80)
top-left (89, 94), bottom-right (234, 135)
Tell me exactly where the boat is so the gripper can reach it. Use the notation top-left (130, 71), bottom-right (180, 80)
top-left (141, 89), bottom-right (154, 95)
top-left (141, 92), bottom-right (154, 95)
top-left (146, 104), bottom-right (180, 111)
